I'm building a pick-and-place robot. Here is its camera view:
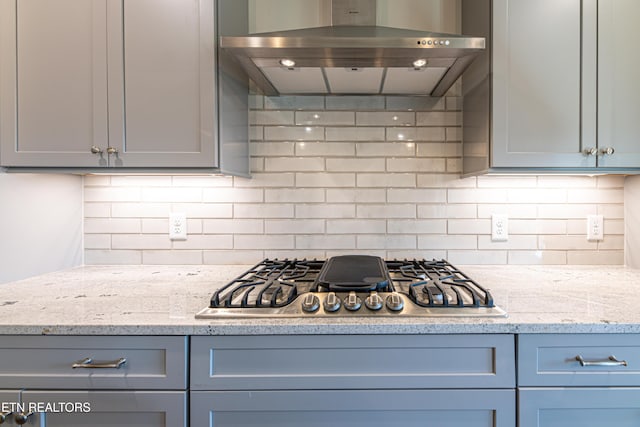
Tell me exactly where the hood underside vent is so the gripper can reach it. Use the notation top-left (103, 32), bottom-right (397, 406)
top-left (220, 2), bottom-right (485, 97)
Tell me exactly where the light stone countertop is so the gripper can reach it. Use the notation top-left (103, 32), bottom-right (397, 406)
top-left (1, 264), bottom-right (640, 335)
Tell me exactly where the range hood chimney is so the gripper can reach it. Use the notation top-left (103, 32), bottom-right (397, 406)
top-left (220, 0), bottom-right (485, 97)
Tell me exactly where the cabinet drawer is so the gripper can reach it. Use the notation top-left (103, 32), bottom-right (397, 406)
top-left (192, 389), bottom-right (515, 427)
top-left (519, 387), bottom-right (640, 427)
top-left (518, 334), bottom-right (640, 386)
top-left (191, 334), bottom-right (515, 390)
top-left (0, 336), bottom-right (187, 389)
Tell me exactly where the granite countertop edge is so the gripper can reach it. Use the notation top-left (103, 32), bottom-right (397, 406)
top-left (1, 264), bottom-right (640, 336)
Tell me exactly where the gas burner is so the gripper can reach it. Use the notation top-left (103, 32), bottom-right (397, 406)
top-left (196, 256), bottom-right (507, 318)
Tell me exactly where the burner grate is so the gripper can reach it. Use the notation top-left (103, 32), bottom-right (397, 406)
top-left (210, 259), bottom-right (322, 308)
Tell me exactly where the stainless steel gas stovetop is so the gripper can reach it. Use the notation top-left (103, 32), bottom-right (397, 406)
top-left (196, 255), bottom-right (507, 318)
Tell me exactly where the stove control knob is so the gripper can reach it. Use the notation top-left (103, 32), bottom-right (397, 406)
top-left (365, 292), bottom-right (384, 311)
top-left (386, 293), bottom-right (404, 312)
top-left (343, 292), bottom-right (362, 311)
top-left (301, 294), bottom-right (320, 313)
top-left (323, 292), bottom-right (341, 312)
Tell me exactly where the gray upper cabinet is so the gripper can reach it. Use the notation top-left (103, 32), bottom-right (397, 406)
top-left (597, 0), bottom-right (640, 168)
top-left (0, 0), bottom-right (110, 167)
top-left (462, 0), bottom-right (640, 173)
top-left (0, 0), bottom-right (249, 174)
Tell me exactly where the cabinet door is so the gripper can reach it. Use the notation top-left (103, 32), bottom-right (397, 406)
top-left (106, 0), bottom-right (217, 168)
top-left (22, 390), bottom-right (186, 427)
top-left (0, 390), bottom-right (20, 423)
top-left (0, 0), bottom-right (109, 167)
top-left (597, 0), bottom-right (640, 168)
top-left (192, 389), bottom-right (515, 427)
top-left (519, 388), bottom-right (640, 427)
top-left (492, 0), bottom-right (594, 168)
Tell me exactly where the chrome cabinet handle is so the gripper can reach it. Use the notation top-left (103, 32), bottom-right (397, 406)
top-left (90, 145), bottom-right (103, 154)
top-left (72, 357), bottom-right (127, 369)
top-left (600, 147), bottom-right (615, 156)
top-left (575, 354), bottom-right (628, 367)
top-left (106, 146), bottom-right (118, 155)
top-left (14, 412), bottom-right (33, 425)
top-left (0, 411), bottom-right (13, 424)
top-left (583, 147), bottom-right (598, 156)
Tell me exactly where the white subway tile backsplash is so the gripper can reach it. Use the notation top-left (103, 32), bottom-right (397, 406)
top-left (326, 158), bottom-right (386, 172)
top-left (203, 250), bottom-right (264, 264)
top-left (418, 235), bottom-right (477, 250)
top-left (204, 219), bottom-right (263, 234)
top-left (296, 142), bottom-right (355, 157)
top-left (264, 188), bottom-right (324, 203)
top-left (112, 234), bottom-right (172, 250)
top-left (251, 110), bottom-right (294, 125)
top-left (296, 235), bottom-right (355, 250)
top-left (326, 189), bottom-right (386, 203)
top-left (264, 126), bottom-right (324, 141)
top-left (357, 235), bottom-right (416, 250)
top-left (387, 219), bottom-right (447, 234)
top-left (295, 111), bottom-right (355, 125)
top-left (357, 173), bottom-right (416, 188)
top-left (85, 218), bottom-right (141, 234)
top-left (84, 234), bottom-right (111, 249)
top-left (387, 189), bottom-right (447, 203)
top-left (326, 96), bottom-right (385, 110)
top-left (203, 188), bottom-right (264, 203)
top-left (327, 219), bottom-right (386, 234)
top-left (264, 96), bottom-right (324, 110)
top-left (142, 187), bottom-right (202, 203)
top-left (356, 142), bottom-right (415, 157)
top-left (172, 235), bottom-right (233, 250)
top-left (478, 235), bottom-right (538, 250)
top-left (85, 249), bottom-right (142, 265)
top-left (84, 202), bottom-right (111, 218)
top-left (296, 204), bottom-right (355, 218)
top-left (567, 250), bottom-right (624, 265)
top-left (250, 142), bottom-right (295, 157)
top-left (357, 204), bottom-right (416, 219)
top-left (265, 219), bottom-right (325, 234)
top-left (356, 112), bottom-right (415, 126)
top-left (326, 127), bottom-right (385, 141)
top-left (417, 204), bottom-right (477, 219)
top-left (265, 157), bottom-right (325, 172)
top-left (142, 250), bottom-right (202, 265)
top-left (84, 96), bottom-right (625, 266)
top-left (235, 203), bottom-right (294, 218)
top-left (416, 111), bottom-right (461, 126)
top-left (448, 219), bottom-right (491, 235)
top-left (447, 250), bottom-right (507, 264)
top-left (296, 172), bottom-right (356, 187)
top-left (234, 235), bottom-right (294, 250)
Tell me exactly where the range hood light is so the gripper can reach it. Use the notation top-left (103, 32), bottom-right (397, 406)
top-left (412, 59), bottom-right (427, 68)
top-left (279, 59), bottom-right (296, 68)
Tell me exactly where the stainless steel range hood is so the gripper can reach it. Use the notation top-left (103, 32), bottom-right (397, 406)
top-left (219, 0), bottom-right (485, 97)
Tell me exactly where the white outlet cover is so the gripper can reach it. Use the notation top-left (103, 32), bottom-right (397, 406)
top-left (169, 213), bottom-right (187, 240)
top-left (491, 214), bottom-right (509, 242)
top-left (587, 215), bottom-right (604, 241)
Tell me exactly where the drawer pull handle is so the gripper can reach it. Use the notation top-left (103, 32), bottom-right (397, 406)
top-left (0, 411), bottom-right (13, 424)
top-left (14, 412), bottom-right (33, 425)
top-left (575, 355), bottom-right (628, 367)
top-left (72, 357), bottom-right (127, 369)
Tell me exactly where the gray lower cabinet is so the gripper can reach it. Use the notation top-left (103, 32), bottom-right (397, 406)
top-left (0, 0), bottom-right (249, 174)
top-left (0, 336), bottom-right (188, 427)
top-left (518, 334), bottom-right (640, 426)
top-left (190, 334), bottom-right (516, 426)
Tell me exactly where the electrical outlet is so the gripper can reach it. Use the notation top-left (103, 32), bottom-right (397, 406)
top-left (491, 214), bottom-right (509, 242)
top-left (587, 215), bottom-right (604, 241)
top-left (169, 213), bottom-right (187, 240)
